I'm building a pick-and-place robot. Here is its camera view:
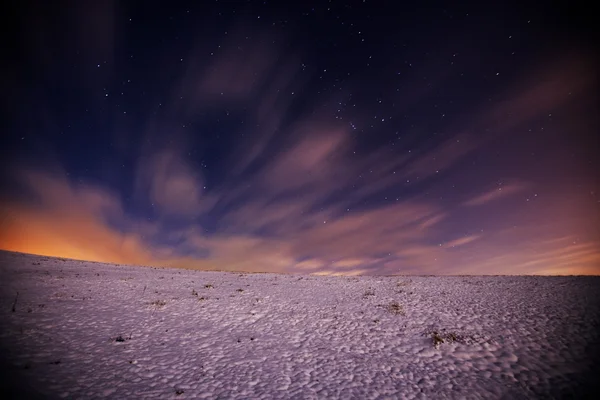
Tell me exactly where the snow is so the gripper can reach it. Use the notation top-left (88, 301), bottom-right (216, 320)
top-left (1, 250), bottom-right (599, 399)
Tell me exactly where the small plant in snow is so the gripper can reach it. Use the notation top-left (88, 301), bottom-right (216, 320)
top-left (150, 300), bottom-right (167, 307)
top-left (431, 332), bottom-right (445, 348)
top-left (236, 288), bottom-right (244, 293)
top-left (192, 289), bottom-right (198, 296)
top-left (431, 331), bottom-right (458, 348)
top-left (386, 301), bottom-right (405, 315)
top-left (205, 284), bottom-right (214, 289)
top-left (363, 289), bottom-right (375, 299)
top-left (427, 329), bottom-right (474, 348)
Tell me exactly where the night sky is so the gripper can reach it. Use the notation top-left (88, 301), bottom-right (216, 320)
top-left (1, 1), bottom-right (597, 275)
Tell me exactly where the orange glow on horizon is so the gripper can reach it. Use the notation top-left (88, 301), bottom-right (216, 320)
top-left (2, 194), bottom-right (599, 276)
top-left (0, 204), bottom-right (147, 265)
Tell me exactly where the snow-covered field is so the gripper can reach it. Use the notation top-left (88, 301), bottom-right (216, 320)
top-left (1, 251), bottom-right (599, 399)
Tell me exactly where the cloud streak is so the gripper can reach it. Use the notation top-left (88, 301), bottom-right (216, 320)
top-left (464, 182), bottom-right (528, 206)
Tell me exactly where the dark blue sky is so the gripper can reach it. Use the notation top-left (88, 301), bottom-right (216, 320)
top-left (1, 0), bottom-right (598, 275)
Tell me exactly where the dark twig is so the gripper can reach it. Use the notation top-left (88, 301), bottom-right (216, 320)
top-left (11, 291), bottom-right (19, 312)
top-left (128, 285), bottom-right (148, 340)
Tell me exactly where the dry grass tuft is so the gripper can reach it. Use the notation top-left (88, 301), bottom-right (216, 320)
top-left (386, 301), bottom-right (405, 315)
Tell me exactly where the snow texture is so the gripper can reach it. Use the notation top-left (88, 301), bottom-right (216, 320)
top-left (1, 250), bottom-right (599, 399)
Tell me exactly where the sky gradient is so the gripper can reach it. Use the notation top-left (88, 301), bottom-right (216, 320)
top-left (1, 1), bottom-right (598, 275)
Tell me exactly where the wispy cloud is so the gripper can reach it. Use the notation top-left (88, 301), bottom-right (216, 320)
top-left (136, 149), bottom-right (214, 217)
top-left (464, 182), bottom-right (528, 206)
top-left (443, 235), bottom-right (481, 248)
